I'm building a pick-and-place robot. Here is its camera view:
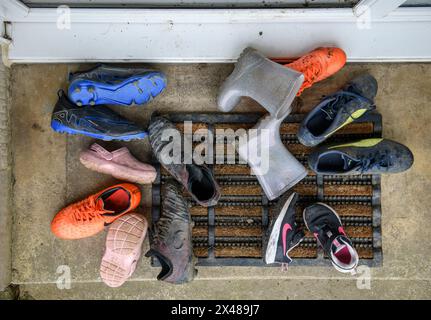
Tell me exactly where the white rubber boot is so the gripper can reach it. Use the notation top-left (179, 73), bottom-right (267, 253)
top-left (237, 114), bottom-right (308, 200)
top-left (217, 47), bottom-right (304, 118)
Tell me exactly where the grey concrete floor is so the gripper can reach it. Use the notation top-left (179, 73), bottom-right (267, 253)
top-left (8, 63), bottom-right (431, 299)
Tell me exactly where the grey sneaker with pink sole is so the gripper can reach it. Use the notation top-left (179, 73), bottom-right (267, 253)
top-left (80, 143), bottom-right (157, 184)
top-left (100, 213), bottom-right (148, 287)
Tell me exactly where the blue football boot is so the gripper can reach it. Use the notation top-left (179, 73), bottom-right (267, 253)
top-left (51, 90), bottom-right (147, 141)
top-left (68, 65), bottom-right (167, 106)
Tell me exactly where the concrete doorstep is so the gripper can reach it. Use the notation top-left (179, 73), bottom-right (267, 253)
top-left (0, 53), bottom-right (12, 292)
top-left (2, 61), bottom-right (431, 299)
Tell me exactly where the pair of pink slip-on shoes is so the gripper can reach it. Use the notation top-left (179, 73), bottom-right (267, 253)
top-left (80, 143), bottom-right (157, 184)
top-left (79, 143), bottom-right (155, 287)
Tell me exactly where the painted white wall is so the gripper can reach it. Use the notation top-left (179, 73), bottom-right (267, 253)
top-left (1, 0), bottom-right (431, 63)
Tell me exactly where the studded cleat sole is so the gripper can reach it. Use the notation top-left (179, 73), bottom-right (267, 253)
top-left (50, 120), bottom-right (147, 141)
top-left (68, 72), bottom-right (167, 106)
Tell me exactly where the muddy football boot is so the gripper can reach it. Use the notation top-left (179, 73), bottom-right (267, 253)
top-left (298, 74), bottom-right (377, 147)
top-left (286, 47), bottom-right (347, 96)
top-left (148, 115), bottom-right (221, 207)
top-left (217, 47), bottom-right (304, 119)
top-left (308, 138), bottom-right (414, 175)
top-left (68, 65), bottom-right (167, 106)
top-left (237, 114), bottom-right (308, 200)
top-left (264, 192), bottom-right (304, 266)
top-left (51, 90), bottom-right (147, 141)
top-left (145, 182), bottom-right (196, 284)
top-left (100, 213), bottom-right (148, 288)
top-left (303, 203), bottom-right (358, 273)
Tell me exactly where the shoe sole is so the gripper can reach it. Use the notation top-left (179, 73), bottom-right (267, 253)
top-left (264, 192), bottom-right (297, 264)
top-left (80, 154), bottom-right (156, 184)
top-left (51, 120), bottom-right (147, 141)
top-left (68, 72), bottom-right (166, 106)
top-left (100, 214), bottom-right (148, 288)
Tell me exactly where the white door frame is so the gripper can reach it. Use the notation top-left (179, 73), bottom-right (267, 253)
top-left (353, 0), bottom-right (408, 18)
top-left (2, 0), bottom-right (431, 64)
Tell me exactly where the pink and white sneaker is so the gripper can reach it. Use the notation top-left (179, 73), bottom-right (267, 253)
top-left (80, 143), bottom-right (157, 184)
top-left (100, 213), bottom-right (148, 287)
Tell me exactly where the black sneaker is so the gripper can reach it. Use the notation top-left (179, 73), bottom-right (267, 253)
top-left (51, 90), bottom-right (147, 141)
top-left (308, 138), bottom-right (414, 175)
top-left (264, 192), bottom-right (304, 266)
top-left (148, 115), bottom-right (221, 207)
top-left (145, 182), bottom-right (197, 284)
top-left (298, 74), bottom-right (377, 147)
top-left (303, 203), bottom-right (358, 273)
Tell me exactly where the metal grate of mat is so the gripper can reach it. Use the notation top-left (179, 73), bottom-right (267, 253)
top-left (151, 112), bottom-right (383, 267)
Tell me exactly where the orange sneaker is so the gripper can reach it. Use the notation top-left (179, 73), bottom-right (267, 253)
top-left (285, 47), bottom-right (346, 96)
top-left (51, 183), bottom-right (141, 240)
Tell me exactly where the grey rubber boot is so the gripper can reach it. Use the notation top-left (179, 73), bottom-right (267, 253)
top-left (237, 114), bottom-right (308, 200)
top-left (217, 47), bottom-right (304, 119)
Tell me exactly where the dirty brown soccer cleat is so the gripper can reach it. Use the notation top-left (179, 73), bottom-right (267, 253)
top-left (145, 182), bottom-right (197, 284)
top-left (148, 115), bottom-right (221, 207)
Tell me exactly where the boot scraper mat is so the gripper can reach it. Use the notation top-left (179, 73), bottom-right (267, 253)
top-left (151, 113), bottom-right (382, 267)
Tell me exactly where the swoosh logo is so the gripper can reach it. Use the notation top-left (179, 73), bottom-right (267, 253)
top-left (282, 223), bottom-right (292, 255)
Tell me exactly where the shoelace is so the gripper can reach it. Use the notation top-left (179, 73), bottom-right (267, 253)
top-left (313, 222), bottom-right (336, 244)
top-left (72, 198), bottom-right (105, 223)
top-left (321, 91), bottom-right (376, 121)
top-left (358, 150), bottom-right (394, 173)
top-left (301, 58), bottom-right (323, 88)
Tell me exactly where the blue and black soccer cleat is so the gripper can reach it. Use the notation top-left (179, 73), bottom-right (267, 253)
top-left (68, 65), bottom-right (167, 107)
top-left (51, 90), bottom-right (147, 141)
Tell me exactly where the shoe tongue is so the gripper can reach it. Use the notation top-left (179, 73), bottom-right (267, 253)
top-left (331, 235), bottom-right (348, 254)
top-left (342, 154), bottom-right (357, 170)
top-left (97, 198), bottom-right (114, 213)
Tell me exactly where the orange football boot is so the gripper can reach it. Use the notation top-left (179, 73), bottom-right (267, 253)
top-left (51, 183), bottom-right (141, 240)
top-left (285, 47), bottom-right (346, 96)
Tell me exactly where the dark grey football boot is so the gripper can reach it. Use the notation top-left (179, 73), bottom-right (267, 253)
top-left (51, 90), bottom-right (147, 141)
top-left (303, 203), bottom-right (358, 274)
top-left (217, 47), bottom-right (304, 119)
top-left (298, 74), bottom-right (377, 147)
top-left (148, 115), bottom-right (221, 207)
top-left (145, 182), bottom-right (197, 284)
top-left (308, 138), bottom-right (414, 175)
top-left (68, 64), bottom-right (166, 107)
top-left (264, 192), bottom-right (304, 267)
